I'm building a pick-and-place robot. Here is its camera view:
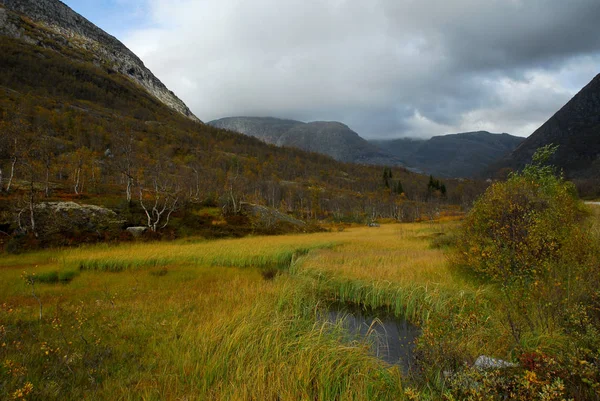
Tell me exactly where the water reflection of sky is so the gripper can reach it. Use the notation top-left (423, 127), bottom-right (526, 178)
top-left (324, 305), bottom-right (420, 373)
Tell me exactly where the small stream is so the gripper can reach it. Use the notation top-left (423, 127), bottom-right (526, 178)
top-left (323, 304), bottom-right (420, 372)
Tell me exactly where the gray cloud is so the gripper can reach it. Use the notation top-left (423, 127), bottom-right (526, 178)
top-left (121, 0), bottom-right (600, 138)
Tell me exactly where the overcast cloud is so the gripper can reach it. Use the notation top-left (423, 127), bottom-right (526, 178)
top-left (115, 0), bottom-right (600, 138)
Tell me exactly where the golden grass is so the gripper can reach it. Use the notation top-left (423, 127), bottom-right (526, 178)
top-left (0, 228), bottom-right (410, 400)
top-left (300, 223), bottom-right (461, 287)
top-left (6, 218), bottom-right (588, 399)
top-left (0, 234), bottom-right (340, 273)
top-left (292, 223), bottom-right (505, 365)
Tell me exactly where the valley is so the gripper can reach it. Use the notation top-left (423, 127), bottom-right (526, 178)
top-left (0, 222), bottom-right (505, 400)
top-left (1, 0), bottom-right (599, 400)
top-left (2, 207), bottom-right (598, 399)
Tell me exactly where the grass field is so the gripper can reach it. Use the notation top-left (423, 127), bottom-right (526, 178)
top-left (1, 216), bottom-right (598, 400)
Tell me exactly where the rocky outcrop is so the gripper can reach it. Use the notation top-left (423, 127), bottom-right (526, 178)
top-left (0, 0), bottom-right (200, 122)
top-left (209, 117), bottom-right (403, 166)
top-left (473, 355), bottom-right (517, 370)
top-left (240, 202), bottom-right (313, 233)
top-left (33, 201), bottom-right (124, 238)
top-left (126, 226), bottom-right (148, 237)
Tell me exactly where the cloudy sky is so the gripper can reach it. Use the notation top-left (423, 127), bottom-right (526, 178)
top-left (63, 0), bottom-right (600, 139)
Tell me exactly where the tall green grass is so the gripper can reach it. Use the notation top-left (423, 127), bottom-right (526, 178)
top-left (68, 240), bottom-right (338, 272)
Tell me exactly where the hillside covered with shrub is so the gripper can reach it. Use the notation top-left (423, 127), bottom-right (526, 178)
top-left (0, 4), bottom-right (486, 249)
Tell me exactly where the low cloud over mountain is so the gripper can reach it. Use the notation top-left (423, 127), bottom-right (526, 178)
top-left (117, 0), bottom-right (600, 138)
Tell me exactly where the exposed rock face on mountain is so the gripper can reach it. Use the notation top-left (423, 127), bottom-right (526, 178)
top-left (371, 132), bottom-right (524, 178)
top-left (493, 73), bottom-right (600, 179)
top-left (208, 117), bottom-right (403, 165)
top-left (0, 0), bottom-right (200, 122)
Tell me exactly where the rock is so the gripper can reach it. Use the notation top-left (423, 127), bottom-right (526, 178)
top-left (239, 202), bottom-right (311, 233)
top-left (473, 355), bottom-right (517, 370)
top-left (33, 201), bottom-right (124, 238)
top-left (126, 226), bottom-right (147, 237)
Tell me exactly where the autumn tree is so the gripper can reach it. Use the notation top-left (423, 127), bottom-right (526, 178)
top-left (455, 145), bottom-right (592, 339)
top-left (138, 161), bottom-right (180, 232)
top-left (59, 147), bottom-right (94, 194)
top-left (2, 120), bottom-right (21, 192)
top-left (38, 133), bottom-right (56, 197)
top-left (13, 131), bottom-right (43, 237)
top-left (223, 156), bottom-right (244, 214)
top-left (112, 131), bottom-right (137, 202)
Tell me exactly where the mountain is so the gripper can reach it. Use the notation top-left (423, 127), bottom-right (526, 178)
top-left (492, 74), bottom-right (600, 181)
top-left (277, 121), bottom-right (402, 165)
top-left (0, 0), bottom-right (200, 122)
top-left (371, 132), bottom-right (524, 178)
top-left (1, 0), bottom-right (476, 243)
top-left (369, 138), bottom-right (425, 167)
top-left (209, 117), bottom-right (303, 144)
top-left (208, 117), bottom-right (403, 166)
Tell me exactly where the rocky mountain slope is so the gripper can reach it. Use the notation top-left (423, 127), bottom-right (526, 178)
top-left (492, 73), bottom-right (600, 180)
top-left (371, 132), bottom-right (524, 178)
top-left (208, 117), bottom-right (403, 165)
top-left (0, 0), bottom-right (200, 122)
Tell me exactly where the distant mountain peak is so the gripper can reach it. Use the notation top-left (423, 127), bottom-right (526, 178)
top-left (371, 131), bottom-right (524, 178)
top-left (208, 116), bottom-right (403, 166)
top-left (0, 0), bottom-right (200, 122)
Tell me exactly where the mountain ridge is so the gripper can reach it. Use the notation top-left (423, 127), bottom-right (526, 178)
top-left (371, 131), bottom-right (524, 178)
top-left (208, 116), bottom-right (404, 166)
top-left (0, 0), bottom-right (200, 122)
top-left (492, 73), bottom-right (600, 181)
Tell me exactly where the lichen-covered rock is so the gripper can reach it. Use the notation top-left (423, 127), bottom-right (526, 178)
top-left (34, 202), bottom-right (124, 238)
top-left (0, 0), bottom-right (200, 123)
top-left (473, 355), bottom-right (517, 370)
top-left (240, 202), bottom-right (314, 233)
top-left (126, 226), bottom-right (148, 237)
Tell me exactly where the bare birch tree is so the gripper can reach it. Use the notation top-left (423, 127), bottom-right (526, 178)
top-left (139, 180), bottom-right (179, 232)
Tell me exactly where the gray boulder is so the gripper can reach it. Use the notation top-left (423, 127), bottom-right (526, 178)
top-left (33, 202), bottom-right (123, 237)
top-left (126, 226), bottom-right (148, 237)
top-left (240, 202), bottom-right (310, 233)
top-left (473, 355), bottom-right (517, 370)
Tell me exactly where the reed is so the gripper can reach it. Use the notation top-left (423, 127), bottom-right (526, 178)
top-left (0, 222), bottom-right (538, 400)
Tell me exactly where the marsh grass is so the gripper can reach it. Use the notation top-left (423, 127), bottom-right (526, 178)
top-left (0, 230), bottom-right (404, 400)
top-left (3, 221), bottom-right (584, 400)
top-left (59, 237), bottom-right (338, 272)
top-left (33, 269), bottom-right (78, 283)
